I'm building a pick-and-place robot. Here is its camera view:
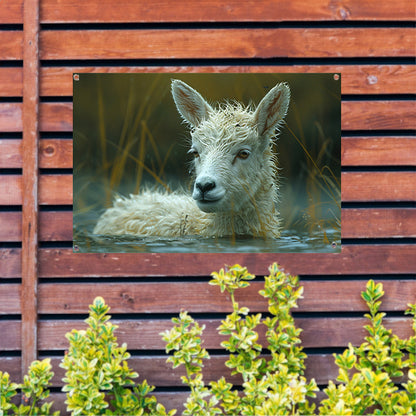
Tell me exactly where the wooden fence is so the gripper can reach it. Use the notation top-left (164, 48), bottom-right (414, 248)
top-left (0, 0), bottom-right (415, 413)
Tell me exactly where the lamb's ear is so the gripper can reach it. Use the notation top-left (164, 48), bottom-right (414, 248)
top-left (253, 82), bottom-right (290, 138)
top-left (171, 79), bottom-right (213, 127)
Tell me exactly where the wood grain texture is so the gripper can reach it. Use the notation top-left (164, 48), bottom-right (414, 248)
top-left (1, 246), bottom-right (414, 278)
top-left (21, 0), bottom-right (40, 375)
top-left (0, 175), bottom-right (72, 205)
top-left (0, 103), bottom-right (22, 132)
top-left (0, 31), bottom-right (23, 60)
top-left (0, 284), bottom-right (21, 314)
top-left (38, 0), bottom-right (415, 23)
top-left (0, 139), bottom-right (73, 169)
top-left (36, 65), bottom-right (416, 96)
top-left (0, 68), bottom-right (23, 96)
top-left (37, 280), bottom-right (416, 314)
top-left (3, 0), bottom-right (415, 23)
top-left (39, 28), bottom-right (415, 60)
top-left (4, 316), bottom-right (412, 351)
top-left (38, 245), bottom-right (416, 276)
top-left (342, 208), bottom-right (416, 238)
top-left (342, 172), bottom-right (416, 202)
top-left (35, 317), bottom-right (413, 351)
top-left (342, 137), bottom-right (416, 166)
top-left (342, 100), bottom-right (416, 131)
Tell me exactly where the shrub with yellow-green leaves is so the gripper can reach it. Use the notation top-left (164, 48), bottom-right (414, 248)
top-left (0, 264), bottom-right (414, 416)
top-left (60, 296), bottom-right (175, 416)
top-left (319, 280), bottom-right (415, 415)
top-left (161, 263), bottom-right (319, 416)
top-left (162, 264), bottom-right (415, 416)
top-left (0, 358), bottom-right (58, 416)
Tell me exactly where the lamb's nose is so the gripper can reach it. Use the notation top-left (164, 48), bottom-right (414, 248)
top-left (196, 179), bottom-right (216, 194)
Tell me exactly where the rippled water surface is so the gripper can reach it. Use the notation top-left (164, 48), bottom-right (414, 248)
top-left (74, 212), bottom-right (341, 254)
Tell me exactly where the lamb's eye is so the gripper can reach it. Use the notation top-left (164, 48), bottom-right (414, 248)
top-left (237, 149), bottom-right (250, 160)
top-left (188, 149), bottom-right (199, 159)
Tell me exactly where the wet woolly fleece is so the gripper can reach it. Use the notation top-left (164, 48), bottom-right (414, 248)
top-left (94, 79), bottom-right (290, 238)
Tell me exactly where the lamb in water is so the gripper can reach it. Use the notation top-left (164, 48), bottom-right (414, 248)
top-left (94, 79), bottom-right (290, 238)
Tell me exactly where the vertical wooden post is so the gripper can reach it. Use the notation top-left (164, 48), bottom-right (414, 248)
top-left (21, 0), bottom-right (40, 375)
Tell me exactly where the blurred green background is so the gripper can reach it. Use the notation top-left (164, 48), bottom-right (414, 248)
top-left (73, 73), bottom-right (341, 247)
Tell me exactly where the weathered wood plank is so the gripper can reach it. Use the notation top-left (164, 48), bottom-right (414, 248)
top-left (21, 0), bottom-right (41, 375)
top-left (0, 31), bottom-right (23, 60)
top-left (1, 246), bottom-right (414, 278)
top-left (36, 245), bottom-right (416, 277)
top-left (342, 172), bottom-right (416, 202)
top-left (36, 317), bottom-right (413, 351)
top-left (38, 0), bottom-right (415, 23)
top-left (0, 0), bottom-right (23, 24)
top-left (342, 208), bottom-right (416, 238)
top-left (0, 321), bottom-right (20, 350)
top-left (342, 137), bottom-right (416, 166)
top-left (1, 172), bottom-right (414, 206)
top-left (0, 284), bottom-right (21, 314)
top-left (0, 68), bottom-right (23, 96)
top-left (342, 100), bottom-right (415, 131)
top-left (0, 211), bottom-right (74, 242)
top-left (0, 175), bottom-right (72, 205)
top-left (37, 280), bottom-right (416, 314)
top-left (36, 65), bottom-right (416, 96)
top-left (0, 103), bottom-right (22, 132)
top-left (40, 28), bottom-right (415, 60)
top-left (0, 139), bottom-right (73, 169)
top-left (4, 0), bottom-right (415, 24)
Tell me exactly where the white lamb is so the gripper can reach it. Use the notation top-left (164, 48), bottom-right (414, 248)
top-left (93, 79), bottom-right (290, 238)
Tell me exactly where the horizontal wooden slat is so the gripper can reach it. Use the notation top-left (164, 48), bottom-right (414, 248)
top-left (38, 0), bottom-right (416, 23)
top-left (39, 65), bottom-right (416, 96)
top-left (1, 208), bottom-right (415, 242)
top-left (2, 172), bottom-right (414, 205)
top-left (0, 32), bottom-right (22, 60)
top-left (2, 138), bottom-right (414, 170)
top-left (1, 316), bottom-right (413, 352)
top-left (40, 28), bottom-right (415, 60)
top-left (342, 172), bottom-right (416, 202)
top-left (37, 280), bottom-right (416, 314)
top-left (342, 208), bottom-right (416, 238)
top-left (0, 284), bottom-right (21, 314)
top-left (342, 137), bottom-right (416, 166)
top-left (0, 211), bottom-right (74, 241)
top-left (2, 101), bottom-right (415, 133)
top-left (0, 175), bottom-right (72, 205)
top-left (35, 317), bottom-right (413, 351)
top-left (0, 68), bottom-right (23, 96)
top-left (0, 0), bottom-right (22, 24)
top-left (1, 65), bottom-right (415, 97)
top-left (0, 321), bottom-right (20, 350)
top-left (0, 245), bottom-right (413, 278)
top-left (2, 0), bottom-right (415, 24)
top-left (0, 103), bottom-right (22, 132)
top-left (342, 100), bottom-right (415, 130)
top-left (0, 139), bottom-right (73, 168)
